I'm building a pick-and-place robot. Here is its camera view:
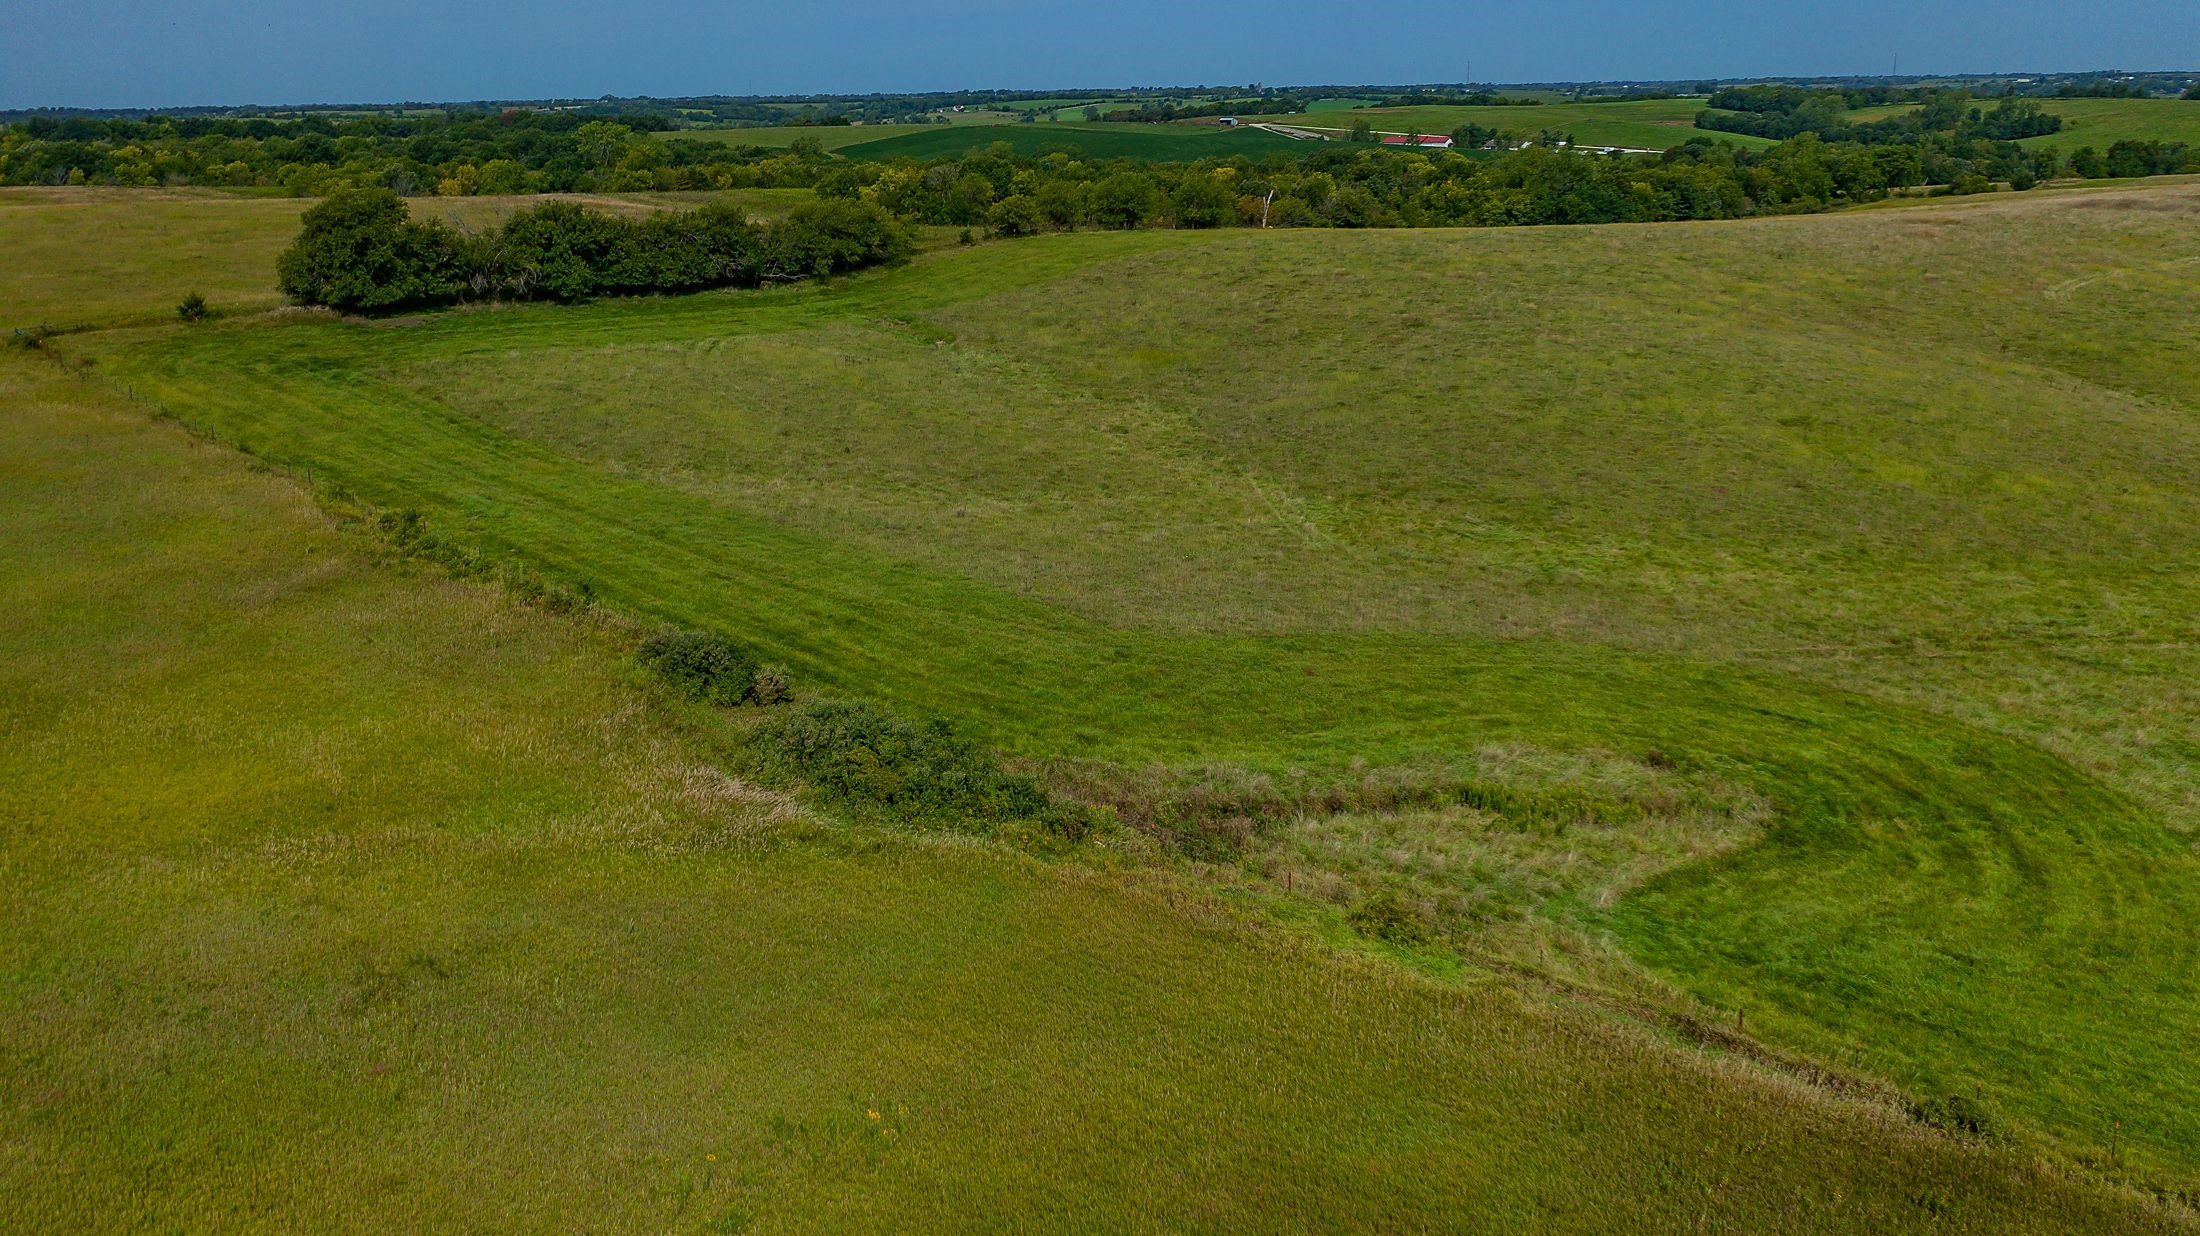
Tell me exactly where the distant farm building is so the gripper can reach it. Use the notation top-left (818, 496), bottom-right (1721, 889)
top-left (1381, 133), bottom-right (1454, 149)
top-left (1217, 116), bottom-right (1238, 127)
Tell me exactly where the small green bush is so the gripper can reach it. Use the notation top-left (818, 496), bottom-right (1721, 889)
top-left (177, 291), bottom-right (212, 322)
top-left (1910, 1090), bottom-right (2003, 1140)
top-left (637, 629), bottom-right (759, 706)
top-left (750, 697), bottom-right (1085, 839)
top-left (1347, 890), bottom-right (1430, 947)
top-left (748, 665), bottom-right (793, 707)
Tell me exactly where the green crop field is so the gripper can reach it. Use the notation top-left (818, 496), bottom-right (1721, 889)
top-left (2019, 97), bottom-right (2200, 151)
top-left (664, 111), bottom-right (1076, 152)
top-left (836, 121), bottom-right (1302, 162)
top-left (11, 174), bottom-right (2200, 1229)
top-left (1293, 97), bottom-right (1779, 149)
top-left (662, 124), bottom-right (903, 151)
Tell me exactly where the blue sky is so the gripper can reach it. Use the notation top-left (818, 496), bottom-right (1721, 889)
top-left (6, 1), bottom-right (2196, 109)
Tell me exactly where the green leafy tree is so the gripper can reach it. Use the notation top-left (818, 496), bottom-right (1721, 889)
top-left (1034, 180), bottom-right (1088, 230)
top-left (766, 199), bottom-right (913, 278)
top-left (987, 193), bottom-right (1044, 237)
top-left (1170, 173), bottom-right (1237, 228)
top-left (572, 120), bottom-right (634, 170)
top-left (1088, 172), bottom-right (1161, 229)
top-left (275, 187), bottom-right (464, 312)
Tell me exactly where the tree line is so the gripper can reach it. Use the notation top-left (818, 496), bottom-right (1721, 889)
top-left (14, 105), bottom-right (2192, 243)
top-left (276, 188), bottom-right (909, 312)
top-left (0, 112), bottom-right (827, 195)
top-left (818, 126), bottom-right (2194, 234)
top-left (1697, 88), bottom-right (2064, 143)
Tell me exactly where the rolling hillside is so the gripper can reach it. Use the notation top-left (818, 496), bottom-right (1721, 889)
top-left (1290, 97), bottom-right (1779, 149)
top-left (7, 189), bottom-right (2191, 1231)
top-left (42, 180), bottom-right (2200, 1198)
top-left (2019, 96), bottom-right (2200, 151)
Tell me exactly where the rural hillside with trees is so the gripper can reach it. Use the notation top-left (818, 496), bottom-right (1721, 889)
top-left (7, 32), bottom-right (2200, 1236)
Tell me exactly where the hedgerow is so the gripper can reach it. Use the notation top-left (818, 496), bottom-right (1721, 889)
top-left (277, 189), bottom-right (909, 312)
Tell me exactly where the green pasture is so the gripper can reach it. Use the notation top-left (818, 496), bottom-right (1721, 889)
top-left (8, 199), bottom-right (2188, 1231)
top-left (2019, 97), bottom-right (2200, 151)
top-left (46, 181), bottom-right (2200, 1193)
top-left (1294, 98), bottom-right (1779, 149)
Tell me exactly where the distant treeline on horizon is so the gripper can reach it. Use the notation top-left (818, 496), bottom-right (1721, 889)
top-left (5, 68), bottom-right (2195, 125)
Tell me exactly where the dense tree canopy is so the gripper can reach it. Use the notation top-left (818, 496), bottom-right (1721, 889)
top-left (278, 188), bottom-right (909, 313)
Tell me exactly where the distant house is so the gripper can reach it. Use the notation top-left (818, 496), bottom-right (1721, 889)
top-left (1380, 133), bottom-right (1454, 149)
top-left (1217, 116), bottom-right (1238, 127)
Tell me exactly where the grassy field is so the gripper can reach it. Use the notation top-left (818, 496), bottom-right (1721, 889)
top-left (836, 121), bottom-right (1302, 162)
top-left (2019, 97), bottom-right (2200, 151)
top-left (7, 201), bottom-right (2187, 1230)
top-left (0, 188), bottom-right (308, 327)
top-left (41, 181), bottom-right (2200, 1200)
top-left (0, 188), bottom-right (811, 330)
top-left (1292, 98), bottom-right (1779, 149)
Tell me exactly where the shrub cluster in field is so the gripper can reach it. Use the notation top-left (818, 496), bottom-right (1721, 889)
top-left (276, 187), bottom-right (910, 311)
top-left (633, 627), bottom-right (1089, 843)
top-left (747, 699), bottom-right (1091, 841)
top-left (637, 628), bottom-right (793, 708)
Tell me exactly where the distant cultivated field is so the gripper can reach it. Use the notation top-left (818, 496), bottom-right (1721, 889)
top-left (837, 120), bottom-right (1302, 161)
top-left (665, 110), bottom-right (1068, 151)
top-left (48, 182), bottom-right (2200, 1200)
top-left (662, 124), bottom-right (902, 151)
top-left (8, 192), bottom-right (2186, 1232)
top-left (1294, 97), bottom-right (1780, 149)
top-left (2021, 97), bottom-right (2200, 151)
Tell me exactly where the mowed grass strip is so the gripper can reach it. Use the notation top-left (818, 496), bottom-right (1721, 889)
top-left (67, 187), bottom-right (2200, 1186)
top-left (11, 356), bottom-right (2189, 1231)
